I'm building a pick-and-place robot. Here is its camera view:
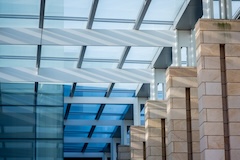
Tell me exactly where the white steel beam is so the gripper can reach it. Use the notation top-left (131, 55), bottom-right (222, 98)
top-left (0, 68), bottom-right (152, 83)
top-left (64, 120), bottom-right (133, 126)
top-left (64, 97), bottom-right (137, 104)
top-left (202, 0), bottom-right (214, 19)
top-left (0, 28), bottom-right (175, 47)
top-left (64, 137), bottom-right (120, 143)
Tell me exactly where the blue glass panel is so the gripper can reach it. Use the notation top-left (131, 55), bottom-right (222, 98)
top-left (91, 134), bottom-right (112, 138)
top-left (74, 91), bottom-right (106, 97)
top-left (65, 126), bottom-right (91, 132)
top-left (36, 107), bottom-right (63, 139)
top-left (99, 115), bottom-right (121, 120)
top-left (1, 94), bottom-right (34, 105)
top-left (74, 86), bottom-right (107, 97)
top-left (64, 133), bottom-right (88, 137)
top-left (68, 114), bottom-right (95, 120)
top-left (110, 91), bottom-right (135, 97)
top-left (0, 140), bottom-right (35, 159)
top-left (87, 143), bottom-right (106, 148)
top-left (36, 140), bottom-right (63, 159)
top-left (37, 94), bottom-right (63, 106)
top-left (0, 0), bottom-right (40, 15)
top-left (38, 84), bottom-right (63, 94)
top-left (64, 143), bottom-right (84, 151)
top-left (64, 85), bottom-right (71, 96)
top-left (94, 126), bottom-right (115, 132)
top-left (0, 83), bottom-right (34, 93)
top-left (103, 105), bottom-right (128, 114)
top-left (70, 104), bottom-right (100, 113)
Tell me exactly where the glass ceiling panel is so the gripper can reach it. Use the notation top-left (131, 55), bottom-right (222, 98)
top-left (40, 60), bottom-right (77, 68)
top-left (92, 22), bottom-right (134, 29)
top-left (65, 126), bottom-right (91, 132)
top-left (0, 45), bottom-right (37, 67)
top-left (122, 63), bottom-right (150, 69)
top-left (0, 83), bottom-right (34, 93)
top-left (91, 134), bottom-right (112, 138)
top-left (44, 20), bottom-right (87, 29)
top-left (126, 47), bottom-right (158, 61)
top-left (74, 84), bottom-right (108, 96)
top-left (95, 0), bottom-right (144, 20)
top-left (94, 126), bottom-right (116, 133)
top-left (82, 62), bottom-right (118, 68)
top-left (232, 1), bottom-right (240, 17)
top-left (0, 45), bottom-right (37, 57)
top-left (64, 133), bottom-right (88, 137)
top-left (68, 114), bottom-right (95, 120)
top-left (113, 83), bottom-right (138, 90)
top-left (70, 104), bottom-right (100, 113)
top-left (86, 143), bottom-right (106, 152)
top-left (85, 46), bottom-right (124, 60)
top-left (213, 1), bottom-right (220, 19)
top-left (140, 24), bottom-right (172, 30)
top-left (0, 18), bottom-right (39, 27)
top-left (0, 0), bottom-right (40, 15)
top-left (45, 0), bottom-right (92, 17)
top-left (100, 115), bottom-right (121, 120)
top-left (110, 91), bottom-right (135, 97)
top-left (144, 0), bottom-right (185, 21)
top-left (42, 46), bottom-right (81, 58)
top-left (103, 105), bottom-right (128, 114)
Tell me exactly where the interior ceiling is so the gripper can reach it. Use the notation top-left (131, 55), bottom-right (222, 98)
top-left (2, 0), bottom-right (240, 158)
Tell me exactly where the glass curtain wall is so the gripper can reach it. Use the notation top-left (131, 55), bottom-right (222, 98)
top-left (0, 83), bottom-right (64, 160)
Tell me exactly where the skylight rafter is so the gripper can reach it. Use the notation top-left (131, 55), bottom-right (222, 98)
top-left (78, 0), bottom-right (100, 153)
top-left (36, 0), bottom-right (46, 69)
top-left (106, 0), bottom-right (152, 97)
top-left (101, 2), bottom-right (153, 150)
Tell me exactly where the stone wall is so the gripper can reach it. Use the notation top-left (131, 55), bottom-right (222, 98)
top-left (166, 67), bottom-right (200, 160)
top-left (118, 145), bottom-right (130, 160)
top-left (195, 19), bottom-right (240, 160)
top-left (145, 100), bottom-right (167, 160)
top-left (130, 126), bottom-right (145, 160)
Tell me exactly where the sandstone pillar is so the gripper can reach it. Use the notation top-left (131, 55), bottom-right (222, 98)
top-left (130, 126), bottom-right (145, 160)
top-left (195, 19), bottom-right (240, 160)
top-left (166, 67), bottom-right (200, 160)
top-left (118, 145), bottom-right (131, 160)
top-left (145, 100), bottom-right (167, 160)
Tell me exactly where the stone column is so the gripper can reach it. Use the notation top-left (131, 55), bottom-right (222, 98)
top-left (195, 19), bottom-right (240, 160)
top-left (118, 145), bottom-right (131, 160)
top-left (130, 126), bottom-right (145, 160)
top-left (145, 100), bottom-right (167, 160)
top-left (166, 67), bottom-right (200, 160)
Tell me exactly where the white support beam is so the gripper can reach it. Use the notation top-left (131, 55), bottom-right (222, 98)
top-left (202, 0), bottom-right (214, 19)
top-left (64, 97), bottom-right (137, 104)
top-left (0, 28), bottom-right (175, 46)
top-left (133, 98), bottom-right (141, 125)
top-left (64, 120), bottom-right (133, 126)
top-left (111, 138), bottom-right (117, 160)
top-left (64, 152), bottom-right (109, 158)
top-left (220, 0), bottom-right (232, 19)
top-left (64, 137), bottom-right (120, 143)
top-left (121, 121), bottom-right (128, 145)
top-left (0, 68), bottom-right (152, 83)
